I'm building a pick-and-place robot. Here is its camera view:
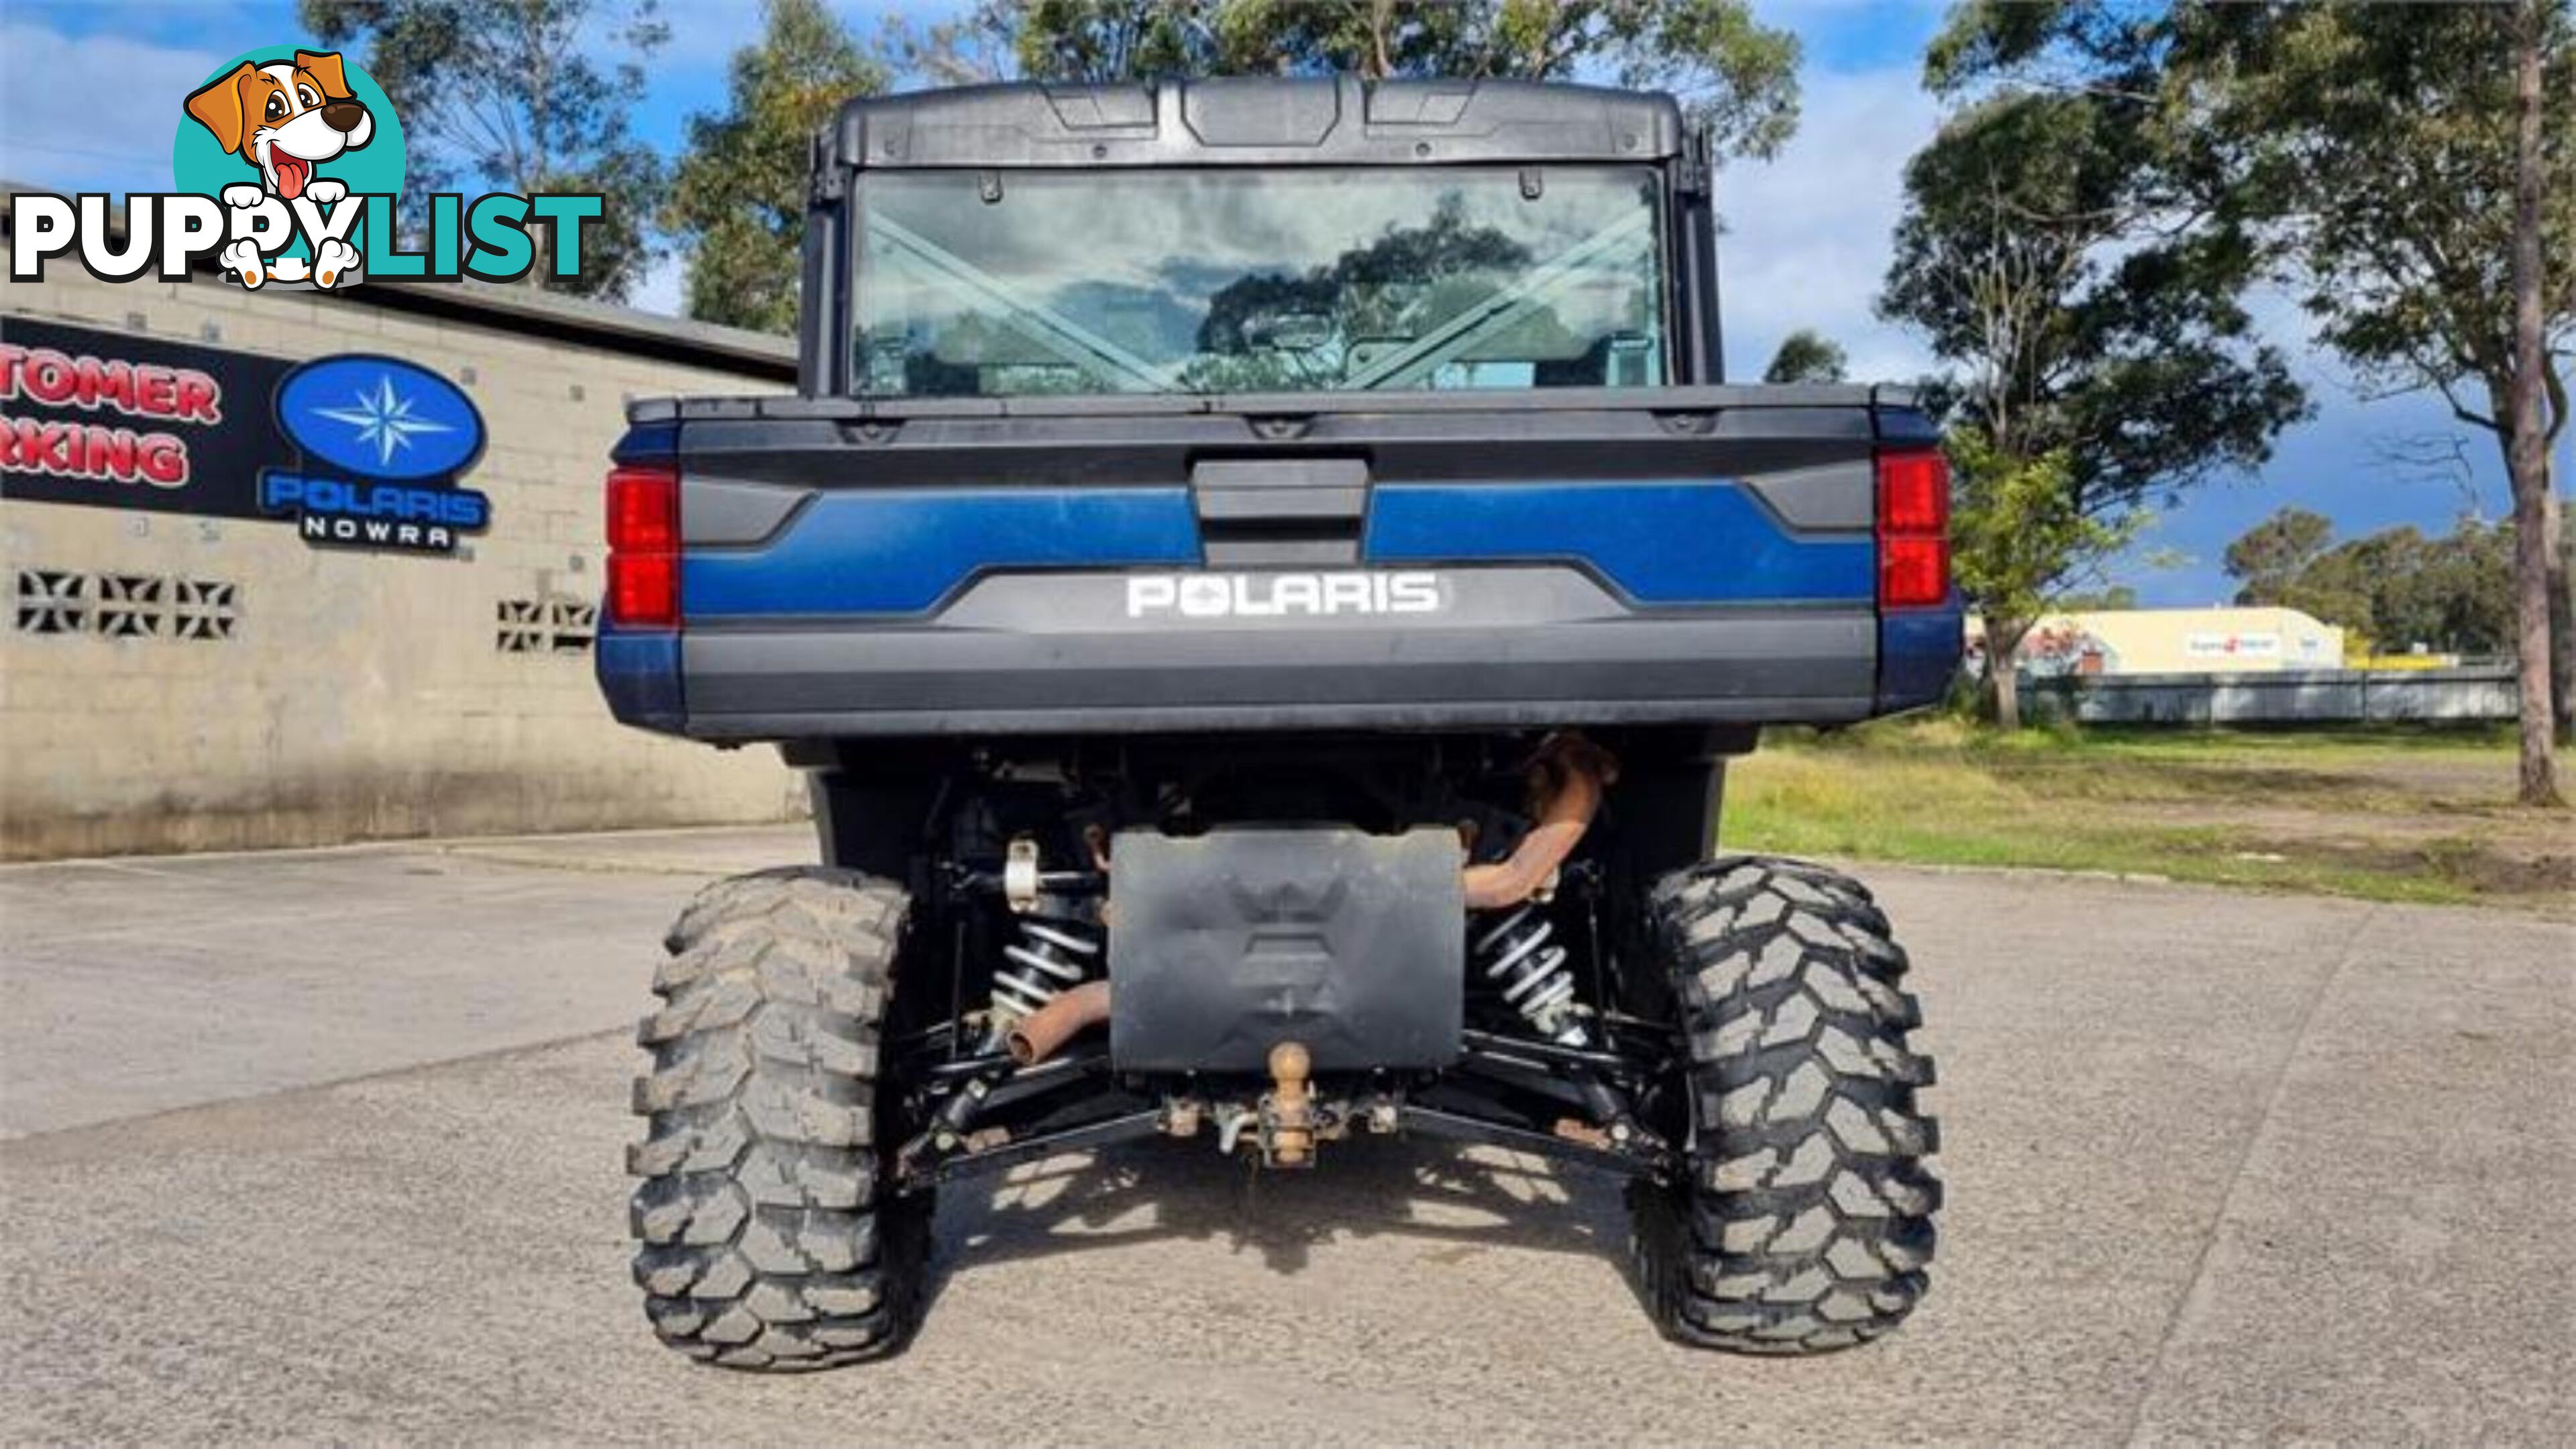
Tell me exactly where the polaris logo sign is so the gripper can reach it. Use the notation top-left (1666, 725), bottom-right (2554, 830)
top-left (1126, 572), bottom-right (1444, 619)
top-left (259, 354), bottom-right (490, 555)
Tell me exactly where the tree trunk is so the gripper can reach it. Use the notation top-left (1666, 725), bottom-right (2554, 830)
top-left (1983, 619), bottom-right (2027, 730)
top-left (2506, 0), bottom-right (2563, 804)
top-left (2548, 476), bottom-right (2572, 747)
top-left (1992, 661), bottom-right (2023, 731)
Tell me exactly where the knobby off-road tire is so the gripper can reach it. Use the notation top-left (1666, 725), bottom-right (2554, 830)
top-left (627, 867), bottom-right (929, 1371)
top-left (1631, 855), bottom-right (1940, 1353)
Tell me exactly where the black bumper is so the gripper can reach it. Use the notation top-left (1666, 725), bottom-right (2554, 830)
top-left (655, 607), bottom-right (1880, 739)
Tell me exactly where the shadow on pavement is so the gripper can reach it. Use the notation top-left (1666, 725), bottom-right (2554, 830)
top-left (923, 1132), bottom-right (1642, 1309)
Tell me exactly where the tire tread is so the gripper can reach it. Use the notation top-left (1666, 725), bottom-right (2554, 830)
top-left (1633, 854), bottom-right (1939, 1354)
top-left (628, 867), bottom-right (925, 1371)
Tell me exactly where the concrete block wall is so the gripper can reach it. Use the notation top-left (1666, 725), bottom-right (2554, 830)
top-left (1, 270), bottom-right (807, 859)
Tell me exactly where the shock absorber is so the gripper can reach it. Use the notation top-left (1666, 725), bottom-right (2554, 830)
top-left (1474, 902), bottom-right (1644, 1141)
top-left (904, 840), bottom-right (1110, 1182)
top-left (918, 911), bottom-right (1105, 1171)
top-left (989, 916), bottom-right (1102, 1033)
top-left (1474, 904), bottom-right (1587, 1045)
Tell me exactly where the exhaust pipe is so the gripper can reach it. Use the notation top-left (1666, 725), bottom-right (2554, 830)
top-left (1462, 734), bottom-right (1617, 910)
top-left (1006, 979), bottom-right (1111, 1066)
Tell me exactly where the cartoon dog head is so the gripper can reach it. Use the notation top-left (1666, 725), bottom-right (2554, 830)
top-left (184, 51), bottom-right (374, 203)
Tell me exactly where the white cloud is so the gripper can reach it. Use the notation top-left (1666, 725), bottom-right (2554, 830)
top-left (0, 22), bottom-right (224, 191)
top-left (630, 249), bottom-right (686, 317)
top-left (1714, 63), bottom-right (1939, 384)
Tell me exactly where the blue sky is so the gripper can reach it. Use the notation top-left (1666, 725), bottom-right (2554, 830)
top-left (1, 0), bottom-right (2545, 606)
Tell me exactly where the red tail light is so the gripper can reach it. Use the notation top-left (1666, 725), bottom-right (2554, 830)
top-left (607, 553), bottom-right (678, 628)
top-left (605, 463), bottom-right (680, 627)
top-left (1876, 447), bottom-right (1951, 609)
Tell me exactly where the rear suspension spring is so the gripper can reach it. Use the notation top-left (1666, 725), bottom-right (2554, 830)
top-left (991, 916), bottom-right (1102, 1026)
top-left (1474, 904), bottom-right (1587, 1044)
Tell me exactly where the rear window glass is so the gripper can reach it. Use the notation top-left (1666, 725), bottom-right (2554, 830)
top-left (849, 166), bottom-right (1669, 397)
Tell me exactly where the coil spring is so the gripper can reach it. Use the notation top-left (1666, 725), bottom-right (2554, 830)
top-left (1473, 904), bottom-right (1586, 1044)
top-left (991, 916), bottom-right (1102, 1024)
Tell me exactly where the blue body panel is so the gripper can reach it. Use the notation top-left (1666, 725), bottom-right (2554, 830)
top-left (683, 488), bottom-right (1201, 617)
top-left (596, 627), bottom-right (685, 730)
top-left (680, 477), bottom-right (1868, 621)
top-left (1876, 598), bottom-right (1966, 713)
top-left (1363, 480), bottom-right (1872, 606)
top-left (616, 418), bottom-right (681, 463)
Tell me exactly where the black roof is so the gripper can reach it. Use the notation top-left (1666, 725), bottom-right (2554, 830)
top-left (828, 77), bottom-right (1686, 171)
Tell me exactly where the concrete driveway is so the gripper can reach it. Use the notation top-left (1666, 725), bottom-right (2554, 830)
top-left (2, 828), bottom-right (2570, 1444)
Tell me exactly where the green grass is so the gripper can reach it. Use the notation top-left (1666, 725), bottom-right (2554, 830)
top-left (1725, 718), bottom-right (2563, 909)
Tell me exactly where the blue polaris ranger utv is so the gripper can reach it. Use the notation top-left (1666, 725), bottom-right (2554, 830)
top-left (598, 77), bottom-right (1956, 1371)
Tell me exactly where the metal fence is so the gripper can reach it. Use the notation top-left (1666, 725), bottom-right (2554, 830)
top-left (2023, 664), bottom-right (2520, 725)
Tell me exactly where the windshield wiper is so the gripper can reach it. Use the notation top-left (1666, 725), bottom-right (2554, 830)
top-left (869, 213), bottom-right (1182, 394)
top-left (1342, 208), bottom-right (1654, 391)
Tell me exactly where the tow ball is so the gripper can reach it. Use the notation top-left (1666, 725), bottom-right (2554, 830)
top-left (1262, 1041), bottom-right (1316, 1167)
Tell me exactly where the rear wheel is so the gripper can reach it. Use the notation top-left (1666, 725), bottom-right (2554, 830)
top-left (1629, 856), bottom-right (1940, 1352)
top-left (627, 867), bottom-right (929, 1371)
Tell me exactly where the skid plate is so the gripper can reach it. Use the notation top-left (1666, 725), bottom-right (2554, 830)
top-left (1108, 826), bottom-right (1465, 1073)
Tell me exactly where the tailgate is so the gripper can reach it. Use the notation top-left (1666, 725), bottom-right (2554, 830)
top-left (596, 387), bottom-right (1955, 739)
